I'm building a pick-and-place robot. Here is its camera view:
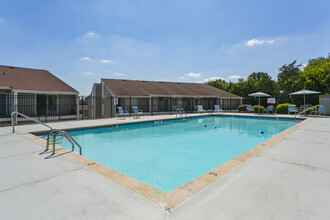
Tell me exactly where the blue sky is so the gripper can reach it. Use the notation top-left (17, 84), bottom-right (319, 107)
top-left (0, 0), bottom-right (329, 95)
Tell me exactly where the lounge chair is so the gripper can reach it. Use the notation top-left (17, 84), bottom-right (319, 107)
top-left (312, 105), bottom-right (325, 116)
top-left (117, 107), bottom-right (129, 119)
top-left (246, 105), bottom-right (255, 113)
top-left (214, 105), bottom-right (223, 113)
top-left (132, 106), bottom-right (143, 119)
top-left (263, 105), bottom-right (273, 114)
top-left (288, 105), bottom-right (298, 115)
top-left (197, 105), bottom-right (206, 113)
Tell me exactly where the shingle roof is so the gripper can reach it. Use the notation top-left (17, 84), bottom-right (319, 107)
top-left (0, 65), bottom-right (78, 93)
top-left (101, 78), bottom-right (240, 98)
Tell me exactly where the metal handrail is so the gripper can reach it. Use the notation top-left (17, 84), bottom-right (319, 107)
top-left (176, 108), bottom-right (187, 118)
top-left (297, 106), bottom-right (314, 115)
top-left (51, 130), bottom-right (82, 155)
top-left (11, 112), bottom-right (82, 156)
top-left (181, 108), bottom-right (187, 118)
top-left (176, 108), bottom-right (181, 118)
top-left (46, 129), bottom-right (61, 151)
top-left (11, 111), bottom-right (53, 133)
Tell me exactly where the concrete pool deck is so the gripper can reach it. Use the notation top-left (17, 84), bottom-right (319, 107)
top-left (1, 113), bottom-right (330, 219)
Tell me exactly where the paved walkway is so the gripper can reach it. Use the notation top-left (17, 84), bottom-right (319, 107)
top-left (171, 117), bottom-right (330, 219)
top-left (1, 114), bottom-right (330, 219)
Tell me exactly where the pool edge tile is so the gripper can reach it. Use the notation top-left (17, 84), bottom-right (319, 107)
top-left (24, 116), bottom-right (312, 210)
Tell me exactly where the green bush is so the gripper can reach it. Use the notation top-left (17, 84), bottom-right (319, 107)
top-left (275, 103), bottom-right (295, 114)
top-left (252, 105), bottom-right (265, 112)
top-left (238, 104), bottom-right (248, 112)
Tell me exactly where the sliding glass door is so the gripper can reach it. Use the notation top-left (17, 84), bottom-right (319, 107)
top-left (0, 94), bottom-right (7, 116)
top-left (37, 94), bottom-right (57, 115)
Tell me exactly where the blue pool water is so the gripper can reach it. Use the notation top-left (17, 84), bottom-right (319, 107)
top-left (44, 116), bottom-right (300, 192)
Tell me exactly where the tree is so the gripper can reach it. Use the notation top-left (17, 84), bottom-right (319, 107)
top-left (248, 72), bottom-right (277, 96)
top-left (205, 54), bottom-right (329, 106)
top-left (302, 56), bottom-right (330, 94)
top-left (207, 79), bottom-right (228, 91)
top-left (277, 60), bottom-right (304, 103)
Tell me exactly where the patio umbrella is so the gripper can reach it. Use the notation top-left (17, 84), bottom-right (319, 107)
top-left (289, 89), bottom-right (321, 111)
top-left (248, 92), bottom-right (271, 113)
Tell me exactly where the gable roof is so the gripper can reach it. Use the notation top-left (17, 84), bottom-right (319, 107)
top-left (0, 65), bottom-right (78, 93)
top-left (101, 78), bottom-right (240, 98)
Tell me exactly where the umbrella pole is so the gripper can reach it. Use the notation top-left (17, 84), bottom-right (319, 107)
top-left (304, 94), bottom-right (306, 115)
top-left (259, 96), bottom-right (260, 113)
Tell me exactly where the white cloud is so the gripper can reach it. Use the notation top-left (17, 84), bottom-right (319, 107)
top-left (80, 57), bottom-right (94, 61)
top-left (100, 59), bottom-right (115, 64)
top-left (85, 31), bottom-right (96, 37)
top-left (186, 72), bottom-right (202, 78)
top-left (302, 63), bottom-right (308, 68)
top-left (83, 72), bottom-right (93, 75)
top-left (199, 76), bottom-right (225, 83)
top-left (228, 75), bottom-right (243, 80)
top-left (113, 72), bottom-right (125, 76)
top-left (245, 38), bottom-right (275, 47)
top-left (179, 76), bottom-right (185, 80)
top-left (80, 57), bottom-right (115, 64)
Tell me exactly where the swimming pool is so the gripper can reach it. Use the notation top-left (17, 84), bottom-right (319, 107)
top-left (41, 115), bottom-right (300, 192)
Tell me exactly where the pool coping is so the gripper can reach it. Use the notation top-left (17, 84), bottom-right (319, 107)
top-left (22, 114), bottom-right (311, 209)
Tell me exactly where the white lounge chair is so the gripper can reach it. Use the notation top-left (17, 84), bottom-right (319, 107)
top-left (288, 105), bottom-right (298, 115)
top-left (197, 105), bottom-right (206, 113)
top-left (132, 106), bottom-right (143, 119)
top-left (214, 105), bottom-right (223, 113)
top-left (117, 107), bottom-right (129, 119)
top-left (246, 105), bottom-right (255, 113)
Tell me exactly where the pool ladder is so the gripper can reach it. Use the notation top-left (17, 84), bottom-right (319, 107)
top-left (176, 108), bottom-right (187, 119)
top-left (46, 129), bottom-right (82, 155)
top-left (11, 111), bottom-right (82, 155)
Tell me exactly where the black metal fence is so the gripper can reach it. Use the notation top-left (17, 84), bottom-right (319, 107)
top-left (0, 95), bottom-right (241, 127)
top-left (0, 95), bottom-right (78, 127)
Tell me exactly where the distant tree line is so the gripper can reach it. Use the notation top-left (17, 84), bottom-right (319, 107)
top-left (207, 55), bottom-right (330, 106)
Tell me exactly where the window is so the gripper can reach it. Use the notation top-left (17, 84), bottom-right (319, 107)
top-left (37, 95), bottom-right (46, 115)
top-left (37, 95), bottom-right (57, 115)
top-left (48, 95), bottom-right (57, 114)
top-left (195, 99), bottom-right (202, 105)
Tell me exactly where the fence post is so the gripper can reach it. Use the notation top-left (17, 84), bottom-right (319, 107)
top-left (14, 93), bottom-right (18, 124)
top-left (151, 97), bottom-right (153, 116)
top-left (76, 95), bottom-right (79, 120)
top-left (81, 96), bottom-right (84, 120)
top-left (129, 96), bottom-right (132, 117)
top-left (111, 96), bottom-right (113, 118)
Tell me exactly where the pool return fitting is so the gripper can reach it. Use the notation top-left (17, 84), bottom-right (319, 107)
top-left (11, 111), bottom-right (82, 155)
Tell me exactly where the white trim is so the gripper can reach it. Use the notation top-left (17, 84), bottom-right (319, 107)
top-left (101, 81), bottom-right (105, 97)
top-left (0, 86), bottom-right (12, 90)
top-left (13, 89), bottom-right (78, 95)
top-left (221, 97), bottom-right (243, 99)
